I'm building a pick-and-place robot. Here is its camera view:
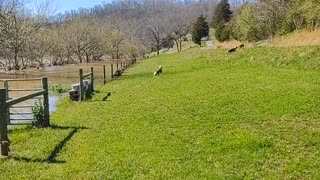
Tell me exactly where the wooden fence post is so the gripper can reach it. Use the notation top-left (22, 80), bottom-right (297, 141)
top-left (103, 65), bottom-right (106, 84)
top-left (90, 67), bottom-right (94, 92)
top-left (3, 81), bottom-right (8, 100)
top-left (120, 62), bottom-right (123, 69)
top-left (3, 81), bottom-right (9, 124)
top-left (0, 89), bottom-right (9, 156)
top-left (111, 64), bottom-right (114, 79)
top-left (79, 69), bottom-right (84, 101)
top-left (42, 77), bottom-right (50, 127)
top-left (116, 60), bottom-right (119, 70)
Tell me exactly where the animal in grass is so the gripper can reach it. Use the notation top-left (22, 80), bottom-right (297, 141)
top-left (228, 46), bottom-right (238, 53)
top-left (239, 44), bottom-right (245, 48)
top-left (114, 69), bottom-right (122, 77)
top-left (154, 65), bottom-right (163, 76)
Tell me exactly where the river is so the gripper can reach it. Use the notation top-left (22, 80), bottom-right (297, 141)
top-left (0, 61), bottom-right (120, 125)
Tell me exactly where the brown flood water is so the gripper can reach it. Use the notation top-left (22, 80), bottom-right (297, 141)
top-left (0, 61), bottom-right (117, 85)
top-left (0, 61), bottom-right (120, 124)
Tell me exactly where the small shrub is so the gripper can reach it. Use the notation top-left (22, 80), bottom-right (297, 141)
top-left (32, 100), bottom-right (45, 128)
top-left (49, 84), bottom-right (69, 94)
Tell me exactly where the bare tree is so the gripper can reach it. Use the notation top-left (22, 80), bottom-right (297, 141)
top-left (0, 0), bottom-right (235, 71)
top-left (168, 6), bottom-right (193, 52)
top-left (108, 13), bottom-right (127, 59)
top-left (0, 0), bottom-right (55, 71)
top-left (147, 23), bottom-right (163, 55)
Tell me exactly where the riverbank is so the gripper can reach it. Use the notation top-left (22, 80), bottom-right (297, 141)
top-left (1, 46), bottom-right (319, 178)
top-left (0, 60), bottom-right (117, 85)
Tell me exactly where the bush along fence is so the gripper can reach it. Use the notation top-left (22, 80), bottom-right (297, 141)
top-left (0, 78), bottom-right (50, 156)
top-left (111, 58), bottom-right (137, 79)
top-left (69, 58), bottom-right (137, 101)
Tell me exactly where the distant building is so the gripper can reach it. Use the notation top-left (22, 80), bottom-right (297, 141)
top-left (201, 36), bottom-right (209, 41)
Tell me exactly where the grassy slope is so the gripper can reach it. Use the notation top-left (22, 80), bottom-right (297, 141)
top-left (1, 46), bottom-right (320, 179)
top-left (270, 29), bottom-right (320, 47)
top-left (213, 28), bottom-right (320, 49)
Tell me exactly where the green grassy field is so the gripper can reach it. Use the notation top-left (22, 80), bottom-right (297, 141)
top-left (1, 46), bottom-right (319, 179)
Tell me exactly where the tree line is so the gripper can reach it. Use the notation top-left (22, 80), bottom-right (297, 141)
top-left (1, 0), bottom-right (319, 71)
top-left (212, 0), bottom-right (320, 42)
top-left (0, 0), bottom-right (221, 71)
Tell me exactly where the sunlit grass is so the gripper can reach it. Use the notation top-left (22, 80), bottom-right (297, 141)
top-left (1, 46), bottom-right (319, 179)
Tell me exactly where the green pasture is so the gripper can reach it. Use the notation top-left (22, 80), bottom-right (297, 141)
top-left (1, 46), bottom-right (319, 179)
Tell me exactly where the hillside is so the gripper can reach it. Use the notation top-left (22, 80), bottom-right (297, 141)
top-left (269, 29), bottom-right (320, 47)
top-left (212, 29), bottom-right (320, 49)
top-left (1, 46), bottom-right (319, 179)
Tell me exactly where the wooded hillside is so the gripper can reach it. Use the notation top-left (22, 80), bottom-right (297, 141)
top-left (1, 0), bottom-right (319, 71)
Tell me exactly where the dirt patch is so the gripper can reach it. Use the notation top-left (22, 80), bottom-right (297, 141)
top-left (213, 39), bottom-right (248, 49)
top-left (211, 28), bottom-right (320, 49)
top-left (269, 29), bottom-right (320, 47)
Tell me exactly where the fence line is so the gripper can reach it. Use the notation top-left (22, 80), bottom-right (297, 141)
top-left (69, 58), bottom-right (137, 101)
top-left (0, 77), bottom-right (50, 156)
top-left (110, 58), bottom-right (136, 79)
top-left (0, 57), bottom-right (137, 156)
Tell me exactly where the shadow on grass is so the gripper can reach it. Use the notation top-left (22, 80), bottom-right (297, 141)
top-left (85, 91), bottom-right (94, 100)
top-left (115, 72), bottom-right (154, 81)
top-left (85, 90), bottom-right (114, 102)
top-left (102, 92), bottom-right (112, 101)
top-left (11, 125), bottom-right (89, 164)
top-left (12, 156), bottom-right (66, 164)
top-left (84, 92), bottom-right (114, 103)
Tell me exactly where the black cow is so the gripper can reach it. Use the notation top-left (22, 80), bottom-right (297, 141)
top-left (228, 46), bottom-right (237, 53)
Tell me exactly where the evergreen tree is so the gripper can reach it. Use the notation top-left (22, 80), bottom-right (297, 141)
top-left (212, 0), bottom-right (232, 28)
top-left (215, 22), bottom-right (231, 42)
top-left (192, 15), bottom-right (209, 46)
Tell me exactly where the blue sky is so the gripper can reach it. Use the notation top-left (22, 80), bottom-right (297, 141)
top-left (28, 0), bottom-right (112, 14)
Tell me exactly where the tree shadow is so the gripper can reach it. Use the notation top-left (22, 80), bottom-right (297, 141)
top-left (10, 125), bottom-right (89, 164)
top-left (11, 156), bottom-right (66, 164)
top-left (85, 91), bottom-right (94, 100)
